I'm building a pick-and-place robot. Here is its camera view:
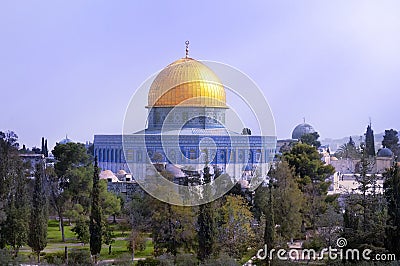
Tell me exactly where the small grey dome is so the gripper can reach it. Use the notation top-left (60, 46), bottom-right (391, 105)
top-left (292, 123), bottom-right (316, 140)
top-left (377, 148), bottom-right (393, 157)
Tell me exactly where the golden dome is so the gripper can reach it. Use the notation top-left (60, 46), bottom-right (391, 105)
top-left (148, 57), bottom-right (226, 107)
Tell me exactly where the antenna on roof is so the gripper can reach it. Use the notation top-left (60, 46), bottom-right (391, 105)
top-left (303, 117), bottom-right (306, 124)
top-left (185, 40), bottom-right (189, 58)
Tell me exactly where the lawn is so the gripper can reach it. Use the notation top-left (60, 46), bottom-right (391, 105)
top-left (45, 220), bottom-right (154, 262)
top-left (47, 219), bottom-right (77, 243)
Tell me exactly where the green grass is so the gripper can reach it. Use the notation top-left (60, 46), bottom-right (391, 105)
top-left (100, 237), bottom-right (154, 260)
top-left (134, 238), bottom-right (154, 258)
top-left (15, 220), bottom-right (155, 264)
top-left (47, 220), bottom-right (77, 243)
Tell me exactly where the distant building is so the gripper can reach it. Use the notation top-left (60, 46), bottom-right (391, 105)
top-left (291, 122), bottom-right (316, 140)
top-left (58, 135), bottom-right (73, 145)
top-left (276, 121), bottom-right (318, 154)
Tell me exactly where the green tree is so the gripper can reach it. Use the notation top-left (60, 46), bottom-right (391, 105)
top-left (335, 137), bottom-right (361, 159)
top-left (99, 180), bottom-right (121, 218)
top-left (383, 162), bottom-right (400, 257)
top-left (198, 164), bottom-right (216, 261)
top-left (41, 137), bottom-right (48, 157)
top-left (343, 145), bottom-right (387, 253)
top-left (264, 181), bottom-right (275, 257)
top-left (1, 163), bottom-right (29, 256)
top-left (365, 124), bottom-right (376, 157)
top-left (28, 162), bottom-right (48, 263)
top-left (89, 157), bottom-right (102, 262)
top-left (53, 142), bottom-right (91, 177)
top-left (152, 201), bottom-right (197, 257)
top-left (270, 160), bottom-right (303, 243)
top-left (0, 131), bottom-right (29, 256)
top-left (284, 143), bottom-right (334, 229)
top-left (50, 142), bottom-right (91, 242)
top-left (300, 132), bottom-right (321, 148)
top-left (72, 216), bottom-right (90, 245)
top-left (0, 131), bottom-right (19, 226)
top-left (217, 195), bottom-right (255, 259)
top-left (382, 129), bottom-right (400, 158)
top-left (317, 205), bottom-right (343, 247)
top-left (66, 168), bottom-right (120, 249)
top-left (198, 203), bottom-right (215, 261)
top-left (126, 190), bottom-right (152, 261)
top-left (99, 179), bottom-right (120, 254)
top-left (355, 144), bottom-right (375, 233)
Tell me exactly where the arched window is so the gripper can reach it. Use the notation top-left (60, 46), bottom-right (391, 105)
top-left (189, 149), bottom-right (197, 159)
top-left (220, 150), bottom-right (226, 163)
top-left (117, 149), bottom-right (121, 163)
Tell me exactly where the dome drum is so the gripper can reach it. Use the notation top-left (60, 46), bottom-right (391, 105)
top-left (147, 106), bottom-right (226, 130)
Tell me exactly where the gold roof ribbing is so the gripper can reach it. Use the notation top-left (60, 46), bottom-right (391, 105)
top-left (148, 58), bottom-right (226, 107)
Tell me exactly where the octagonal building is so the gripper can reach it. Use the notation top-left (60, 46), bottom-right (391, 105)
top-left (94, 53), bottom-right (276, 184)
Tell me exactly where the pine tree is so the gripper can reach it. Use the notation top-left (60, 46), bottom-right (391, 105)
top-left (197, 164), bottom-right (216, 261)
top-left (365, 124), bottom-right (376, 157)
top-left (284, 143), bottom-right (335, 229)
top-left (382, 129), bottom-right (400, 158)
top-left (28, 162), bottom-right (48, 263)
top-left (89, 157), bottom-right (102, 262)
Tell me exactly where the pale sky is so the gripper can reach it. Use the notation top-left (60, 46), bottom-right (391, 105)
top-left (1, 1), bottom-right (399, 149)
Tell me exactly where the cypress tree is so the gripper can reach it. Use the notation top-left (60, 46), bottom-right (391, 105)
top-left (41, 137), bottom-right (45, 155)
top-left (44, 139), bottom-right (48, 157)
top-left (365, 124), bottom-right (376, 157)
top-left (90, 157), bottom-right (102, 262)
top-left (264, 180), bottom-right (275, 257)
top-left (197, 164), bottom-right (215, 261)
top-left (28, 162), bottom-right (48, 263)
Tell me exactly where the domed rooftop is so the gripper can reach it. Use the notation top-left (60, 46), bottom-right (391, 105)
top-left (377, 147), bottom-right (393, 157)
top-left (99, 170), bottom-right (119, 182)
top-left (148, 57), bottom-right (226, 108)
top-left (59, 135), bottom-right (73, 145)
top-left (117, 169), bottom-right (127, 176)
top-left (292, 123), bottom-right (316, 140)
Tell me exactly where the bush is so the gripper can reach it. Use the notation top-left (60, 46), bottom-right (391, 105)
top-left (174, 253), bottom-right (198, 265)
top-left (302, 236), bottom-right (325, 251)
top-left (137, 257), bottom-right (161, 266)
top-left (44, 251), bottom-right (65, 265)
top-left (127, 232), bottom-right (147, 252)
top-left (68, 249), bottom-right (92, 265)
top-left (0, 248), bottom-right (14, 265)
top-left (201, 253), bottom-right (239, 266)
